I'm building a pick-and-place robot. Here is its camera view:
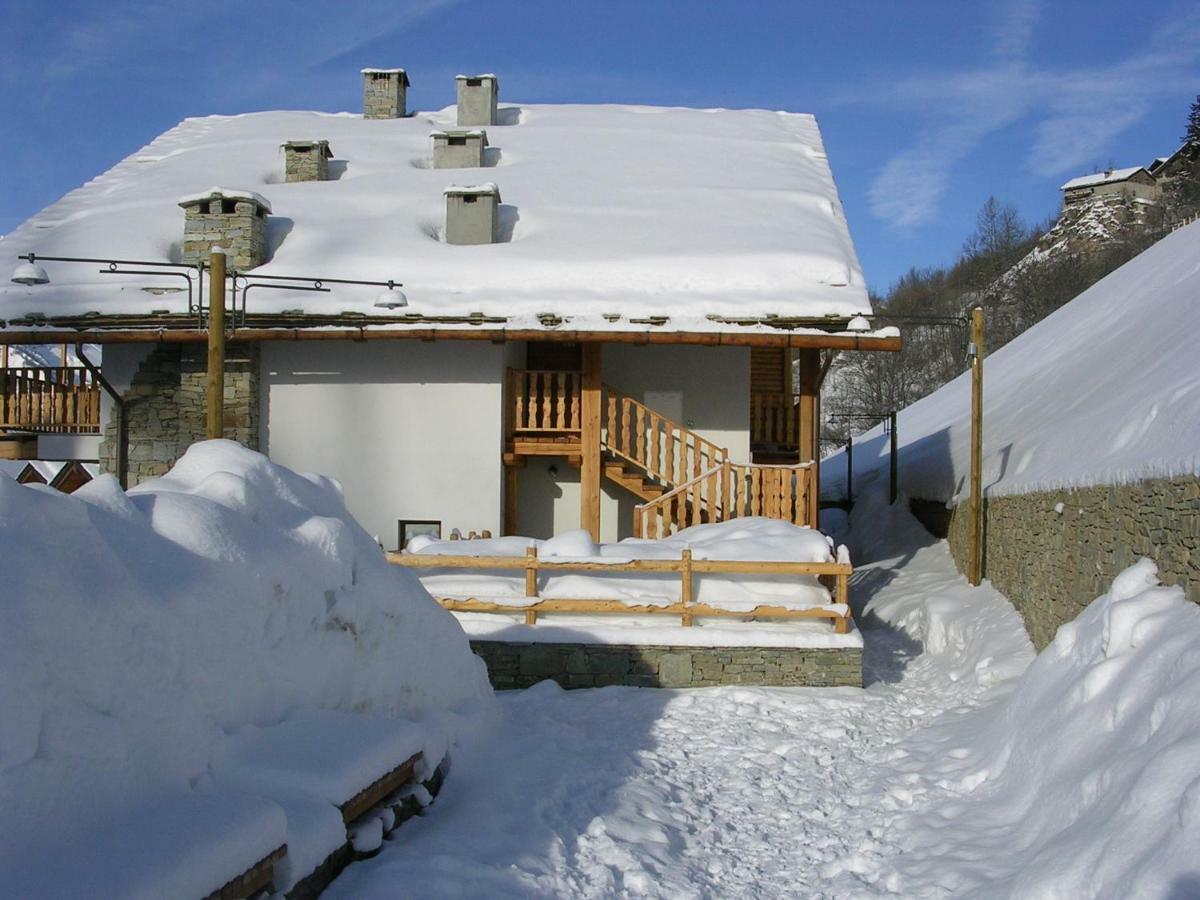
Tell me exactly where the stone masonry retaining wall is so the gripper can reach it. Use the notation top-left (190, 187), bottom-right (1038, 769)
top-left (912, 476), bottom-right (1199, 650)
top-left (100, 344), bottom-right (259, 486)
top-left (470, 640), bottom-right (863, 689)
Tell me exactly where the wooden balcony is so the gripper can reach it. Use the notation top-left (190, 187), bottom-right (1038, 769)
top-left (0, 367), bottom-right (102, 434)
top-left (750, 392), bottom-right (801, 455)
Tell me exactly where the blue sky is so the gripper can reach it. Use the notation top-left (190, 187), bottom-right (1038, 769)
top-left (1, 0), bottom-right (1197, 294)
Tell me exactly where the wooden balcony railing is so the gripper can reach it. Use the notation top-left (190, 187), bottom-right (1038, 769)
top-left (0, 367), bottom-right (101, 434)
top-left (634, 460), bottom-right (816, 539)
top-left (751, 393), bottom-right (801, 450)
top-left (603, 385), bottom-right (727, 487)
top-left (508, 368), bottom-right (582, 433)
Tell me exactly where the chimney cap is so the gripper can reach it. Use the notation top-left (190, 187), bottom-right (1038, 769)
top-left (431, 129), bottom-right (489, 145)
top-left (177, 187), bottom-right (272, 214)
top-left (444, 182), bottom-right (501, 201)
top-left (456, 73), bottom-right (498, 84)
top-left (281, 140), bottom-right (334, 158)
top-left (361, 67), bottom-right (410, 85)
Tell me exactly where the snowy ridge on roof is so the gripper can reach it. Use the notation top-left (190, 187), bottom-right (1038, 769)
top-left (456, 73), bottom-right (497, 80)
top-left (176, 187), bottom-right (273, 212)
top-left (0, 104), bottom-right (869, 326)
top-left (1060, 166), bottom-right (1146, 190)
top-left (443, 182), bottom-right (500, 195)
top-left (827, 221), bottom-right (1200, 501)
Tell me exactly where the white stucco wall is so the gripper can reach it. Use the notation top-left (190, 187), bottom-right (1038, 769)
top-left (516, 344), bottom-right (751, 541)
top-left (261, 341), bottom-right (508, 549)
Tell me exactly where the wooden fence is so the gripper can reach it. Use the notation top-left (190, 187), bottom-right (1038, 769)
top-left (0, 367), bottom-right (101, 433)
top-left (389, 546), bottom-right (852, 633)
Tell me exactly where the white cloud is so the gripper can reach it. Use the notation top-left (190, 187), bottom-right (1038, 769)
top-left (849, 2), bottom-right (1200, 231)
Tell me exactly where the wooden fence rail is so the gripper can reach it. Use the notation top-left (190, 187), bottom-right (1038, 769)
top-left (389, 545), bottom-right (851, 633)
top-left (0, 367), bottom-right (101, 433)
top-left (634, 460), bottom-right (816, 539)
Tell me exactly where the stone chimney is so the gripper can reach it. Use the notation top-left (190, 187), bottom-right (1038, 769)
top-left (282, 140), bottom-right (333, 182)
top-left (178, 188), bottom-right (271, 270)
top-left (444, 183), bottom-right (500, 245)
top-left (362, 68), bottom-right (409, 119)
top-left (432, 130), bottom-right (488, 169)
top-left (456, 74), bottom-right (498, 127)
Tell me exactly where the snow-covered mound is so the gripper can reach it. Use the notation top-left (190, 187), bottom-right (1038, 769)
top-left (0, 104), bottom-right (869, 328)
top-left (0, 442), bottom-right (490, 888)
top-left (888, 558), bottom-right (1200, 896)
top-left (826, 219), bottom-right (1200, 501)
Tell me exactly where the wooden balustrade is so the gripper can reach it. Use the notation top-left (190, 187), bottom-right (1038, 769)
top-left (0, 367), bottom-right (101, 434)
top-left (634, 460), bottom-right (816, 539)
top-left (508, 368), bottom-right (582, 433)
top-left (602, 385), bottom-right (727, 487)
top-left (751, 392), bottom-right (801, 450)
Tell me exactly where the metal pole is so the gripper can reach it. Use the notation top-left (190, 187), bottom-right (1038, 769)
top-left (968, 306), bottom-right (985, 586)
top-left (206, 249), bottom-right (226, 440)
top-left (889, 411), bottom-right (898, 505)
top-left (846, 433), bottom-right (853, 505)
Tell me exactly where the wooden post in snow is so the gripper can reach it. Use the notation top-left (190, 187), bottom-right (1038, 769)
top-left (968, 306), bottom-right (985, 586)
top-left (797, 349), bottom-right (821, 526)
top-left (888, 411), bottom-right (898, 505)
top-left (579, 342), bottom-right (603, 542)
top-left (846, 433), bottom-right (853, 505)
top-left (206, 248), bottom-right (227, 441)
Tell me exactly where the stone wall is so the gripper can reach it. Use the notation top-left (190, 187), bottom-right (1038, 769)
top-left (100, 344), bottom-right (259, 485)
top-left (284, 142), bottom-right (330, 182)
top-left (470, 640), bottom-right (863, 689)
top-left (912, 477), bottom-right (1199, 649)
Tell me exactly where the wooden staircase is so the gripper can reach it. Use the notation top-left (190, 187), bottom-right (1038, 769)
top-left (504, 367), bottom-right (816, 535)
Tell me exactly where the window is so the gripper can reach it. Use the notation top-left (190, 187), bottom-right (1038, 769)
top-left (398, 519), bottom-right (441, 551)
top-left (466, 77), bottom-right (482, 87)
top-left (221, 199), bottom-right (237, 214)
top-left (448, 136), bottom-right (467, 146)
top-left (463, 195), bottom-right (477, 204)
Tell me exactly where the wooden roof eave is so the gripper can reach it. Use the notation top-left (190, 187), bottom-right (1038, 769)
top-left (0, 325), bottom-right (901, 352)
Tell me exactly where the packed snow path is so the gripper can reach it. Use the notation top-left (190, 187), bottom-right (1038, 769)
top-left (328, 498), bottom-right (1033, 898)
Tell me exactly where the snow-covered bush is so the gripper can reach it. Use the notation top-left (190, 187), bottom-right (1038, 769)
top-left (0, 441), bottom-right (490, 873)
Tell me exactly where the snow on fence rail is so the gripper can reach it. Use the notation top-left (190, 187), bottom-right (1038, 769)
top-left (389, 546), bottom-right (853, 633)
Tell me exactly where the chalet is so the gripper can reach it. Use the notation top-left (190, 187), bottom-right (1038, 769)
top-left (1060, 166), bottom-right (1160, 207)
top-left (0, 69), bottom-right (897, 549)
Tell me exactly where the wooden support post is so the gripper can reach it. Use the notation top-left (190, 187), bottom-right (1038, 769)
top-left (797, 349), bottom-right (820, 526)
top-left (503, 464), bottom-right (520, 536)
top-left (968, 306), bottom-right (985, 586)
top-left (206, 249), bottom-right (227, 441)
top-left (888, 411), bottom-right (898, 505)
top-left (579, 342), bottom-right (603, 541)
top-left (680, 548), bottom-right (694, 627)
top-left (524, 545), bottom-right (538, 624)
top-left (835, 572), bottom-right (850, 634)
top-left (846, 433), bottom-right (853, 505)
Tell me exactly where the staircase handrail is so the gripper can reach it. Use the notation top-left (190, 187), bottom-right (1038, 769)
top-left (602, 383), bottom-right (728, 488)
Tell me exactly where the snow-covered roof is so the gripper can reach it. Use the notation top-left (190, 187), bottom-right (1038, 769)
top-left (0, 103), bottom-right (872, 333)
top-left (1060, 166), bottom-right (1148, 191)
top-left (443, 182), bottom-right (500, 197)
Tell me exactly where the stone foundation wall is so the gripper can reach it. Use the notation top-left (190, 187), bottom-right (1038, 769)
top-left (470, 640), bottom-right (863, 689)
top-left (912, 477), bottom-right (1199, 649)
top-left (100, 344), bottom-right (259, 485)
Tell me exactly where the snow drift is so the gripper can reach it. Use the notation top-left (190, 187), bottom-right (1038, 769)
top-left (0, 441), bottom-right (490, 891)
top-left (883, 558), bottom-right (1200, 897)
top-left (826, 219), bottom-right (1200, 502)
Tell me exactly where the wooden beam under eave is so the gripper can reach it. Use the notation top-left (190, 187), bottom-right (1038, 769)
top-left (579, 342), bottom-right (603, 542)
top-left (0, 328), bottom-right (902, 352)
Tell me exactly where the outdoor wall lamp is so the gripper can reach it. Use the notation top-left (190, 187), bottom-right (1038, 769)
top-left (373, 281), bottom-right (409, 309)
top-left (11, 255), bottom-right (50, 285)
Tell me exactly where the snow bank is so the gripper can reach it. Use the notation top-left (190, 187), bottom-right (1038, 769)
top-left (0, 104), bottom-right (869, 327)
top-left (412, 518), bottom-right (840, 612)
top-left (0, 441), bottom-right (490, 894)
top-left (825, 220), bottom-right (1200, 501)
top-left (885, 559), bottom-right (1200, 897)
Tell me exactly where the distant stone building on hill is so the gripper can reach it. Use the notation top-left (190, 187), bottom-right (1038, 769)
top-left (1060, 166), bottom-right (1159, 207)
